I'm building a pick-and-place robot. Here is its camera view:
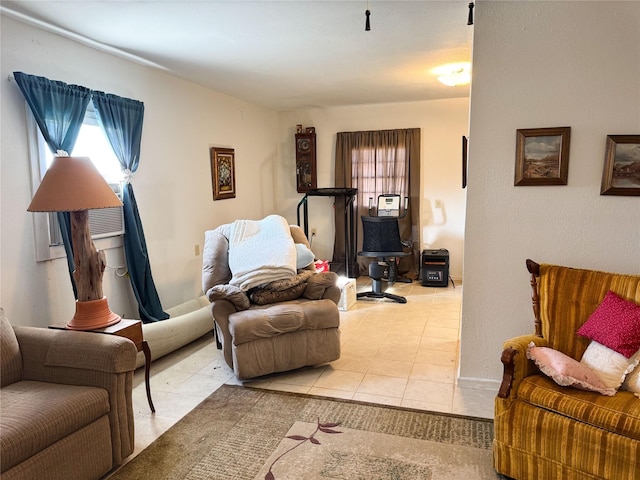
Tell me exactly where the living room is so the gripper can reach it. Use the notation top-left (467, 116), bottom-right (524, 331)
top-left (1, 1), bottom-right (639, 478)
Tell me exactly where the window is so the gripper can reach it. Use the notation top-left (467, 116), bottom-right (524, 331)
top-left (353, 145), bottom-right (408, 210)
top-left (28, 101), bottom-right (125, 261)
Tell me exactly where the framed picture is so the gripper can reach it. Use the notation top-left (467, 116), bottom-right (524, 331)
top-left (462, 135), bottom-right (468, 189)
top-left (210, 147), bottom-right (236, 200)
top-left (514, 127), bottom-right (571, 186)
top-left (600, 135), bottom-right (640, 196)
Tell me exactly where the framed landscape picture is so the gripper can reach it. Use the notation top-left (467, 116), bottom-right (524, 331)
top-left (514, 127), bottom-right (571, 186)
top-left (600, 135), bottom-right (640, 196)
top-left (210, 147), bottom-right (236, 200)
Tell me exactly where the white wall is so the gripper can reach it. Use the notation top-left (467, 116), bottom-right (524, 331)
top-left (0, 15), bottom-right (469, 329)
top-left (1, 16), bottom-right (279, 326)
top-left (277, 98), bottom-right (469, 281)
top-left (460, 1), bottom-right (640, 387)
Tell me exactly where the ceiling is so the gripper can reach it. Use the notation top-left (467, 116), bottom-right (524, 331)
top-left (1, 0), bottom-right (473, 110)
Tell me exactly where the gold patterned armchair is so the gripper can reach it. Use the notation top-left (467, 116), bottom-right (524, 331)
top-left (494, 260), bottom-right (640, 480)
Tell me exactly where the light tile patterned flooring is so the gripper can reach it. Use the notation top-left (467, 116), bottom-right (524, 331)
top-left (126, 278), bottom-right (496, 463)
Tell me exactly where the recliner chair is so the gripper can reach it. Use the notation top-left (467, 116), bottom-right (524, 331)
top-left (202, 223), bottom-right (341, 379)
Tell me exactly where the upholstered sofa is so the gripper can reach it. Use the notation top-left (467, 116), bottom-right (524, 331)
top-left (494, 260), bottom-right (640, 480)
top-left (202, 218), bottom-right (341, 379)
top-left (0, 308), bottom-right (137, 480)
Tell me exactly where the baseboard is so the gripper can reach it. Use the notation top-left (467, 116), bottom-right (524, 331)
top-left (456, 376), bottom-right (500, 390)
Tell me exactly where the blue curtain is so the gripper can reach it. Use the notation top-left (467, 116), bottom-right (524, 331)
top-left (13, 72), bottom-right (92, 299)
top-left (92, 91), bottom-right (169, 323)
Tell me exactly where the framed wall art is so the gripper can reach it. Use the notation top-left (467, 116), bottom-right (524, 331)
top-left (600, 135), bottom-right (640, 196)
top-left (210, 147), bottom-right (236, 200)
top-left (514, 127), bottom-right (571, 186)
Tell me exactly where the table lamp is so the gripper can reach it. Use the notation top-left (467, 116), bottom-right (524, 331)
top-left (28, 156), bottom-right (123, 330)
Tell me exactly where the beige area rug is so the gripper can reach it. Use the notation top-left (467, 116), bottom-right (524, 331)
top-left (256, 421), bottom-right (496, 479)
top-left (109, 385), bottom-right (499, 480)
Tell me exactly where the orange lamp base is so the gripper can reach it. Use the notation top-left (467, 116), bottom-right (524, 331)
top-left (66, 297), bottom-right (122, 330)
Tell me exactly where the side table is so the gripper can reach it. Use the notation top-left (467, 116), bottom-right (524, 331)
top-left (50, 319), bottom-right (155, 412)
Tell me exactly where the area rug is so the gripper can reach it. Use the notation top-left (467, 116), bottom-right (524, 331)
top-left (109, 385), bottom-right (498, 479)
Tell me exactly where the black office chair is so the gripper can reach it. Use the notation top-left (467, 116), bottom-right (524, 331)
top-left (356, 195), bottom-right (412, 303)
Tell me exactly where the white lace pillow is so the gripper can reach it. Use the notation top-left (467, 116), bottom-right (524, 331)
top-left (622, 367), bottom-right (640, 396)
top-left (580, 340), bottom-right (640, 390)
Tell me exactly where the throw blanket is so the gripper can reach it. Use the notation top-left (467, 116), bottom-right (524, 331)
top-left (228, 215), bottom-right (296, 291)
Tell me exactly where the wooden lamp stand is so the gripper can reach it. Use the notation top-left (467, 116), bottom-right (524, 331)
top-left (66, 210), bottom-right (121, 330)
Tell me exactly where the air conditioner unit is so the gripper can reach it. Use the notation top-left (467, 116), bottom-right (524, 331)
top-left (108, 183), bottom-right (123, 201)
top-left (49, 183), bottom-right (125, 245)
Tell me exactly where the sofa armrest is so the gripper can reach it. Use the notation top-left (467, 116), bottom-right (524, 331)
top-left (497, 334), bottom-right (547, 400)
top-left (301, 272), bottom-right (339, 303)
top-left (13, 326), bottom-right (137, 464)
top-left (322, 285), bottom-right (341, 305)
top-left (211, 299), bottom-right (238, 367)
top-left (14, 326), bottom-right (137, 381)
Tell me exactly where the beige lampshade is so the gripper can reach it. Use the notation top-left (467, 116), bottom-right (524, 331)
top-left (28, 156), bottom-right (123, 212)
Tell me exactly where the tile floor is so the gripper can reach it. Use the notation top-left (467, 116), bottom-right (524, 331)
top-left (125, 278), bottom-right (497, 464)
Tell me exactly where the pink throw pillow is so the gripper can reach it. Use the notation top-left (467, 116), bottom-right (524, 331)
top-left (576, 291), bottom-right (640, 358)
top-left (526, 342), bottom-right (615, 396)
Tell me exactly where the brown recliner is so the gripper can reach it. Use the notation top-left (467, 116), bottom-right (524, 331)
top-left (202, 223), bottom-right (341, 379)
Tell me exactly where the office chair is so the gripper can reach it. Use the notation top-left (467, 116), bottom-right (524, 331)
top-left (356, 194), bottom-right (412, 303)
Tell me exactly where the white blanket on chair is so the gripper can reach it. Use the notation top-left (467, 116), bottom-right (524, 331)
top-left (228, 215), bottom-right (296, 291)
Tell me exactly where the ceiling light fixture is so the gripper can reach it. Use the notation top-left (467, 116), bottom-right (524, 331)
top-left (434, 62), bottom-right (471, 87)
top-left (468, 2), bottom-right (475, 26)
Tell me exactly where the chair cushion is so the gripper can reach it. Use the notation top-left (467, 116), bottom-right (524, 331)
top-left (517, 375), bottom-right (640, 440)
top-left (0, 380), bottom-right (110, 472)
top-left (0, 309), bottom-right (22, 387)
top-left (229, 299), bottom-right (340, 346)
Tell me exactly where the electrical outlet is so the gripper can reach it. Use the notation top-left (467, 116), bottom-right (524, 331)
top-left (311, 228), bottom-right (317, 236)
top-left (194, 244), bottom-right (200, 256)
